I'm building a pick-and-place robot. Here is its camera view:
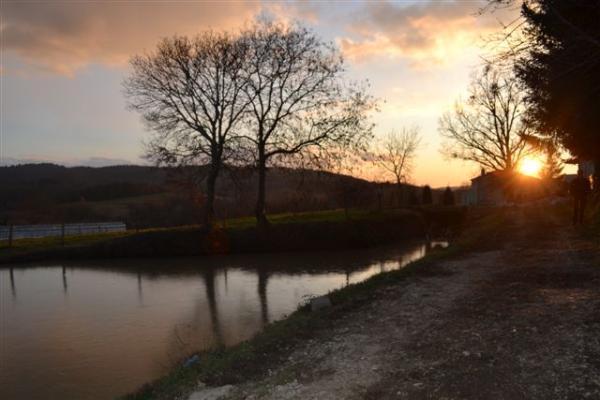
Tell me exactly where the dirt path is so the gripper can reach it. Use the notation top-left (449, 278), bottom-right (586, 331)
top-left (190, 208), bottom-right (600, 400)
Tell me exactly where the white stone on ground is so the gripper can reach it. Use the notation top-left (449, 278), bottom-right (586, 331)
top-left (187, 384), bottom-right (233, 400)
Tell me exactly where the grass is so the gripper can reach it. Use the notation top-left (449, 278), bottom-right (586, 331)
top-left (0, 209), bottom-right (380, 249)
top-left (0, 224), bottom-right (197, 262)
top-left (0, 222), bottom-right (201, 254)
top-left (121, 207), bottom-right (506, 400)
top-left (1, 207), bottom-right (451, 264)
top-left (0, 231), bottom-right (133, 252)
top-left (220, 208), bottom-right (412, 229)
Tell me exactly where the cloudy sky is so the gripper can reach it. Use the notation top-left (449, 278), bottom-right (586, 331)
top-left (1, 0), bottom-right (517, 187)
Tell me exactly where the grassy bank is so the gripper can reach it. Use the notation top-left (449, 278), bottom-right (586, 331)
top-left (0, 207), bottom-right (466, 265)
top-left (121, 207), bottom-right (506, 400)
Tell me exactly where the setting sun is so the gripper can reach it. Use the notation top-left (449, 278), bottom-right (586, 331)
top-left (519, 157), bottom-right (543, 177)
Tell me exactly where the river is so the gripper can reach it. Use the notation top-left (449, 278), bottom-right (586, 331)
top-left (0, 241), bottom-right (446, 400)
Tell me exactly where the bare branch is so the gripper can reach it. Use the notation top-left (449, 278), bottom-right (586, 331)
top-left (123, 33), bottom-right (250, 225)
top-left (374, 128), bottom-right (421, 185)
top-left (439, 66), bottom-right (531, 172)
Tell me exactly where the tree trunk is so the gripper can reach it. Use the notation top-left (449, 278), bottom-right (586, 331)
top-left (396, 181), bottom-right (403, 208)
top-left (204, 163), bottom-right (220, 228)
top-left (255, 148), bottom-right (269, 229)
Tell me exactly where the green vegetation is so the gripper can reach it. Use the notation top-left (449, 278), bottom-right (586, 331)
top-left (0, 231), bottom-right (129, 251)
top-left (0, 208), bottom-right (345, 253)
top-left (2, 207), bottom-right (465, 265)
top-left (121, 207), bottom-right (505, 400)
top-left (0, 223), bottom-right (182, 259)
top-left (220, 208), bottom-right (416, 229)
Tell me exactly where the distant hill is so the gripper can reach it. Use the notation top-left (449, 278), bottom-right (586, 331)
top-left (0, 163), bottom-right (443, 226)
top-left (0, 157), bottom-right (134, 167)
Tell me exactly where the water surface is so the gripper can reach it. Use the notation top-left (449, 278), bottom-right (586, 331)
top-left (0, 241), bottom-right (445, 400)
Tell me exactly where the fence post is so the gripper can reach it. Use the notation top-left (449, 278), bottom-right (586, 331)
top-left (8, 224), bottom-right (13, 248)
top-left (61, 223), bottom-right (65, 247)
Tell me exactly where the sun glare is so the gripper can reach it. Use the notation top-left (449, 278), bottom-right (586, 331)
top-left (519, 157), bottom-right (543, 177)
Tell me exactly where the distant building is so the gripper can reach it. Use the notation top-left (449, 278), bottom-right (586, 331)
top-left (464, 170), bottom-right (544, 206)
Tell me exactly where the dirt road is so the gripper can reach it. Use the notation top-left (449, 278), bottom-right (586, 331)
top-left (190, 207), bottom-right (600, 400)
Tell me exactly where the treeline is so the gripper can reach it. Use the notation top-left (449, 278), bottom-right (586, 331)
top-left (123, 21), bottom-right (376, 228)
top-left (0, 163), bottom-right (457, 227)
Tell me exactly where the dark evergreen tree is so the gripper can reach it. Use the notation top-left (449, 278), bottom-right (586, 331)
top-left (516, 0), bottom-right (600, 168)
top-left (421, 185), bottom-right (433, 205)
top-left (442, 186), bottom-right (455, 206)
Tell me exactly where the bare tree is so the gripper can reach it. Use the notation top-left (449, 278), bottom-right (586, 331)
top-left (240, 21), bottom-right (374, 228)
top-left (375, 128), bottom-right (421, 187)
top-left (439, 66), bottom-right (530, 171)
top-left (123, 33), bottom-right (249, 226)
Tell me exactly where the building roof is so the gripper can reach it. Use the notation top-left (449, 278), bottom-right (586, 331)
top-left (471, 170), bottom-right (542, 192)
top-left (471, 170), bottom-right (540, 183)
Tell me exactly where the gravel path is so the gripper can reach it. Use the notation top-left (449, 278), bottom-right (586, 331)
top-left (189, 208), bottom-right (600, 400)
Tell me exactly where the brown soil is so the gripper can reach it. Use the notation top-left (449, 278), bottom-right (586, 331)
top-left (190, 207), bottom-right (600, 400)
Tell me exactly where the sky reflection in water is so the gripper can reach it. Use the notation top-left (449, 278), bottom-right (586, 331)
top-left (0, 241), bottom-right (446, 400)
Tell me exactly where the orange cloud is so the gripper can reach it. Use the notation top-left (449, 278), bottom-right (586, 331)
top-left (2, 2), bottom-right (260, 75)
top-left (338, 0), bottom-right (517, 67)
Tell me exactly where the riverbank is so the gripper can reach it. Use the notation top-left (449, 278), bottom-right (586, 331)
top-left (120, 207), bottom-right (508, 400)
top-left (123, 204), bottom-right (600, 400)
top-left (0, 207), bottom-right (466, 265)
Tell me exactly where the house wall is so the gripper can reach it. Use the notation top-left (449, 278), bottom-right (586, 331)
top-left (475, 177), bottom-right (507, 206)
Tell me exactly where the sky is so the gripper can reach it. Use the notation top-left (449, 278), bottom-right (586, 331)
top-left (1, 0), bottom-right (520, 187)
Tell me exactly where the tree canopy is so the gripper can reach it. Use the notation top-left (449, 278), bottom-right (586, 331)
top-left (422, 185), bottom-right (433, 205)
top-left (239, 21), bottom-right (374, 227)
top-left (516, 0), bottom-right (600, 162)
top-left (489, 0), bottom-right (600, 164)
top-left (123, 32), bottom-right (250, 225)
top-left (440, 67), bottom-right (530, 171)
top-left (124, 22), bottom-right (374, 228)
top-left (375, 128), bottom-right (421, 186)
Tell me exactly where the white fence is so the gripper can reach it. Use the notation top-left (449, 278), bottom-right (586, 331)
top-left (0, 222), bottom-right (127, 241)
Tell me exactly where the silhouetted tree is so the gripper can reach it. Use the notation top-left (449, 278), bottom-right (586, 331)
top-left (540, 148), bottom-right (564, 181)
top-left (523, 135), bottom-right (564, 181)
top-left (439, 66), bottom-right (530, 171)
top-left (443, 186), bottom-right (455, 206)
top-left (518, 0), bottom-right (600, 176)
top-left (422, 185), bottom-right (433, 205)
top-left (240, 21), bottom-right (374, 228)
top-left (487, 0), bottom-right (599, 183)
top-left (124, 33), bottom-right (250, 226)
top-left (376, 128), bottom-right (421, 187)
top-left (492, 0), bottom-right (600, 165)
top-left (374, 128), bottom-right (420, 208)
